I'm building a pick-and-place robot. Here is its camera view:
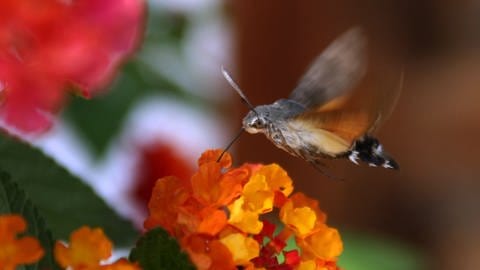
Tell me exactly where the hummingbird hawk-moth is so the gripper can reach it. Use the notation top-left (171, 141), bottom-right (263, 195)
top-left (221, 27), bottom-right (401, 173)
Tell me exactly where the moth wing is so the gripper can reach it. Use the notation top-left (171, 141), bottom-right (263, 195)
top-left (293, 66), bottom-right (403, 148)
top-left (294, 109), bottom-right (372, 146)
top-left (368, 69), bottom-right (404, 133)
top-left (288, 27), bottom-right (367, 109)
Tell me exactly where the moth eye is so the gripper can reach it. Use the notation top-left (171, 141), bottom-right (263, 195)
top-left (251, 118), bottom-right (265, 129)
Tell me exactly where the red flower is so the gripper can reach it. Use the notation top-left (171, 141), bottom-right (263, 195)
top-left (0, 0), bottom-right (144, 132)
top-left (132, 142), bottom-right (194, 213)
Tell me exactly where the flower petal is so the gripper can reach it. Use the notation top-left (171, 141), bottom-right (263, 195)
top-left (144, 176), bottom-right (191, 233)
top-left (242, 174), bottom-right (274, 214)
top-left (228, 197), bottom-right (263, 234)
top-left (54, 226), bottom-right (113, 268)
top-left (198, 149), bottom-right (231, 168)
top-left (0, 215), bottom-right (44, 270)
top-left (197, 208), bottom-right (228, 236)
top-left (297, 226), bottom-right (343, 261)
top-left (280, 193), bottom-right (327, 237)
top-left (220, 233), bottom-right (259, 265)
top-left (183, 234), bottom-right (236, 270)
top-left (257, 164), bottom-right (293, 197)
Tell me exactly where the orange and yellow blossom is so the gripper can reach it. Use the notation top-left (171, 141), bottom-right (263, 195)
top-left (0, 214), bottom-right (44, 270)
top-left (54, 226), bottom-right (138, 270)
top-left (145, 149), bottom-right (250, 238)
top-left (228, 164), bottom-right (294, 234)
top-left (280, 193), bottom-right (342, 269)
top-left (145, 149), bottom-right (344, 270)
top-left (182, 234), bottom-right (236, 270)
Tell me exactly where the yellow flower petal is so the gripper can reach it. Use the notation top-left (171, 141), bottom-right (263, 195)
top-left (220, 233), bottom-right (259, 265)
top-left (242, 174), bottom-right (273, 213)
top-left (228, 197), bottom-right (263, 234)
top-left (296, 260), bottom-right (317, 270)
top-left (257, 164), bottom-right (293, 197)
top-left (297, 227), bottom-right (343, 261)
top-left (280, 193), bottom-right (327, 237)
top-left (280, 200), bottom-right (317, 237)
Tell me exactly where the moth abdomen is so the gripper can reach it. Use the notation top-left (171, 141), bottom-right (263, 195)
top-left (348, 136), bottom-right (399, 169)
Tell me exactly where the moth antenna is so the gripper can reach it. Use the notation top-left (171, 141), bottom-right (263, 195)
top-left (217, 127), bottom-right (245, 163)
top-left (221, 66), bottom-right (258, 114)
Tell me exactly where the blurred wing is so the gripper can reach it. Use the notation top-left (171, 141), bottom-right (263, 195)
top-left (368, 69), bottom-right (404, 133)
top-left (294, 68), bottom-right (404, 146)
top-left (295, 109), bottom-right (373, 147)
top-left (289, 27), bottom-right (367, 109)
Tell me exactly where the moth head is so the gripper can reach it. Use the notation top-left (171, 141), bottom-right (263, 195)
top-left (243, 111), bottom-right (268, 134)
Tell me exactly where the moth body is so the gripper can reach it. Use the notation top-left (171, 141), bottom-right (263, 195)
top-left (225, 27), bottom-right (401, 174)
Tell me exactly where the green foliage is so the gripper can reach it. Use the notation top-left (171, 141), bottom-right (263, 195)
top-left (65, 9), bottom-right (195, 156)
top-left (0, 172), bottom-right (61, 270)
top-left (65, 60), bottom-right (185, 155)
top-left (0, 133), bottom-right (137, 246)
top-left (340, 231), bottom-right (425, 270)
top-left (129, 227), bottom-right (195, 270)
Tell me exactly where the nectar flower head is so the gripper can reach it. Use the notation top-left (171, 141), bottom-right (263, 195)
top-left (0, 214), bottom-right (44, 270)
top-left (297, 226), bottom-right (343, 261)
top-left (182, 234), bottom-right (236, 270)
top-left (54, 226), bottom-right (137, 270)
top-left (144, 176), bottom-right (192, 234)
top-left (144, 149), bottom-right (344, 270)
top-left (280, 193), bottom-right (327, 237)
top-left (228, 163), bottom-right (293, 234)
top-left (145, 149), bottom-right (250, 237)
top-left (219, 232), bottom-right (260, 265)
top-left (54, 226), bottom-right (112, 269)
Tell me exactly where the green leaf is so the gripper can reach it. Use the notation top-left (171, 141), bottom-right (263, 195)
top-left (0, 172), bottom-right (61, 270)
top-left (0, 133), bottom-right (138, 246)
top-left (129, 227), bottom-right (195, 270)
top-left (64, 9), bottom-right (209, 156)
top-left (65, 60), bottom-right (186, 156)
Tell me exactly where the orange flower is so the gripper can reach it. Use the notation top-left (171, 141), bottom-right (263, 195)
top-left (228, 163), bottom-right (292, 234)
top-left (191, 160), bottom-right (244, 208)
top-left (182, 234), bottom-right (236, 270)
top-left (219, 232), bottom-right (260, 266)
top-left (228, 196), bottom-right (263, 234)
top-left (144, 176), bottom-right (192, 233)
top-left (144, 149), bottom-right (344, 270)
top-left (54, 226), bottom-right (112, 269)
top-left (280, 193), bottom-right (327, 237)
top-left (198, 149), bottom-right (232, 168)
top-left (296, 226), bottom-right (343, 261)
top-left (297, 259), bottom-right (340, 270)
top-left (256, 164), bottom-right (293, 198)
top-left (0, 215), bottom-right (44, 270)
top-left (146, 150), bottom-right (250, 237)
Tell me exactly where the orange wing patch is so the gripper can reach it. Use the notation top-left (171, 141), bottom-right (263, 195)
top-left (296, 110), bottom-right (373, 144)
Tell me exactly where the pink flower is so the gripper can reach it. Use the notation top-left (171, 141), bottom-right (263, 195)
top-left (0, 0), bottom-right (145, 132)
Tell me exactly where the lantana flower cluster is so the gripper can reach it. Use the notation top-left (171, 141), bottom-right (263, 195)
top-left (0, 214), bottom-right (139, 270)
top-left (145, 149), bottom-right (343, 270)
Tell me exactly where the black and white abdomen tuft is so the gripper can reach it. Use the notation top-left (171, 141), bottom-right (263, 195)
top-left (348, 136), bottom-right (399, 169)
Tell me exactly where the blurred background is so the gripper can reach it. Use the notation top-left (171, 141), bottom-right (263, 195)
top-left (33, 0), bottom-right (480, 269)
